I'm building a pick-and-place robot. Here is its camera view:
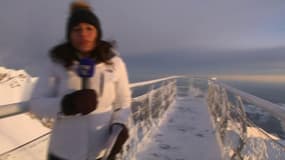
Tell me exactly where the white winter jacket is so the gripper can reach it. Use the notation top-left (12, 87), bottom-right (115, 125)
top-left (29, 55), bottom-right (132, 160)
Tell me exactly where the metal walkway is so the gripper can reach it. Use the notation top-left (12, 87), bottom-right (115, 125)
top-left (136, 93), bottom-right (221, 160)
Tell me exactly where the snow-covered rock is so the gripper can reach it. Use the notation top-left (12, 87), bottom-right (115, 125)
top-left (0, 67), bottom-right (38, 105)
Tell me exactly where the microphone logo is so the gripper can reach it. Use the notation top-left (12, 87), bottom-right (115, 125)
top-left (77, 58), bottom-right (95, 78)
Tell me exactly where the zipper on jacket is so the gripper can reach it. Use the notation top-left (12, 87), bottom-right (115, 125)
top-left (99, 72), bottom-right (104, 97)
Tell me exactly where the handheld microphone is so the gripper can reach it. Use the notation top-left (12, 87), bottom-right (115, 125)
top-left (77, 58), bottom-right (95, 89)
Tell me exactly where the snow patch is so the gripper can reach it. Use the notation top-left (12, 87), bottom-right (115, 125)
top-left (0, 67), bottom-right (38, 105)
top-left (0, 113), bottom-right (50, 155)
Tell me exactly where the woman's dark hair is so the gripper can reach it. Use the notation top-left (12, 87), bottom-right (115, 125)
top-left (50, 40), bottom-right (116, 69)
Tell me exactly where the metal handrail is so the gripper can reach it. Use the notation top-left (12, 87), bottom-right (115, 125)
top-left (130, 75), bottom-right (184, 88)
top-left (0, 102), bottom-right (29, 118)
top-left (0, 75), bottom-right (185, 119)
top-left (208, 80), bottom-right (285, 160)
top-left (215, 80), bottom-right (285, 123)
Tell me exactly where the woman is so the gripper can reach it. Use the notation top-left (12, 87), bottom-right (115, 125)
top-left (29, 1), bottom-right (132, 160)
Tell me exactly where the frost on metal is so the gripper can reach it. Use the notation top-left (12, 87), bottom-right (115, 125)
top-left (207, 81), bottom-right (285, 160)
top-left (117, 79), bottom-right (177, 160)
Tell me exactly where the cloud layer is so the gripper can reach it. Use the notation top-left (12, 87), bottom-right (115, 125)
top-left (1, 0), bottom-right (285, 77)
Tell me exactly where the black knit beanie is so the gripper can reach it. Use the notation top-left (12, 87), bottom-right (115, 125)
top-left (66, 3), bottom-right (102, 42)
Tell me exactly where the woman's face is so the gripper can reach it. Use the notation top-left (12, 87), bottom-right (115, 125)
top-left (70, 23), bottom-right (98, 53)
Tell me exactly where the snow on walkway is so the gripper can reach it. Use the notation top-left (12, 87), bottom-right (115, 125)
top-left (136, 94), bottom-right (221, 160)
top-left (0, 113), bottom-right (50, 156)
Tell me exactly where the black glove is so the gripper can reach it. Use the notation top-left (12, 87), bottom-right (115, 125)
top-left (108, 123), bottom-right (129, 159)
top-left (61, 89), bottom-right (98, 115)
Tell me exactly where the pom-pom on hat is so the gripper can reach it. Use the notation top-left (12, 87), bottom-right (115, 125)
top-left (66, 1), bottom-right (102, 42)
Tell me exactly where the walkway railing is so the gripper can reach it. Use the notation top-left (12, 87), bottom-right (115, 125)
top-left (117, 76), bottom-right (179, 160)
top-left (207, 80), bottom-right (285, 160)
top-left (0, 76), bottom-right (180, 160)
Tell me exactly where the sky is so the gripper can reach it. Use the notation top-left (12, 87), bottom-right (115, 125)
top-left (1, 0), bottom-right (285, 80)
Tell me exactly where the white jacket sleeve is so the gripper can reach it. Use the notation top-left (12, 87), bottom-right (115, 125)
top-left (29, 60), bottom-right (62, 119)
top-left (111, 57), bottom-right (132, 126)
